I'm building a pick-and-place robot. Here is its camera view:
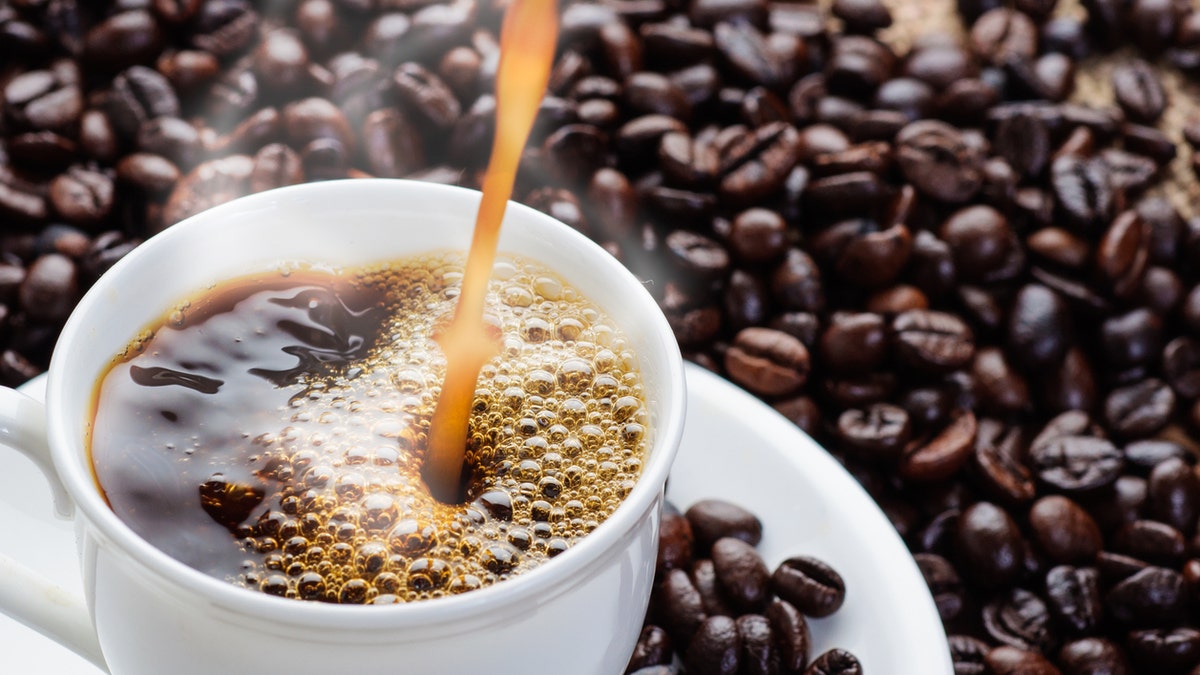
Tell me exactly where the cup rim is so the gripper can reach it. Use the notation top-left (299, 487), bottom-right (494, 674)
top-left (45, 179), bottom-right (686, 630)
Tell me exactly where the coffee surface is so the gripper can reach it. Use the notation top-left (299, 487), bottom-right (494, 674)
top-left (90, 255), bottom-right (649, 603)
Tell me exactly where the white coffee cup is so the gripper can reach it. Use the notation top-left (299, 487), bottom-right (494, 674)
top-left (0, 179), bottom-right (686, 675)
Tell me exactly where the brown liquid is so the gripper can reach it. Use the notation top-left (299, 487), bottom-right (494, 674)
top-left (423, 0), bottom-right (561, 502)
top-left (89, 255), bottom-right (650, 603)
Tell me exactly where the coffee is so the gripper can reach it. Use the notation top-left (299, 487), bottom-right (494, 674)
top-left (89, 253), bottom-right (650, 603)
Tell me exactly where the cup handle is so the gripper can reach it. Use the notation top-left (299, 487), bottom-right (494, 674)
top-left (0, 386), bottom-right (108, 672)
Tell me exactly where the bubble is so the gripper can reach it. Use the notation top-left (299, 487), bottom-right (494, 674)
top-left (514, 459), bottom-right (542, 481)
top-left (533, 276), bottom-right (563, 300)
top-left (391, 368), bottom-right (426, 394)
top-left (502, 285), bottom-right (533, 307)
top-left (523, 369), bottom-right (556, 396)
top-left (449, 574), bottom-right (482, 594)
top-left (481, 543), bottom-right (520, 574)
top-left (339, 578), bottom-right (370, 604)
top-left (523, 317), bottom-right (551, 343)
top-left (334, 472), bottom-right (366, 501)
top-left (407, 558), bottom-right (451, 591)
top-left (361, 493), bottom-right (399, 532)
top-left (261, 574), bottom-right (290, 597)
top-left (297, 572), bottom-right (326, 600)
top-left (387, 519), bottom-right (438, 556)
top-left (556, 318), bottom-right (584, 341)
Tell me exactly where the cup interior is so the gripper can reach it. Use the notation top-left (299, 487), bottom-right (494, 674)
top-left (45, 178), bottom-right (685, 627)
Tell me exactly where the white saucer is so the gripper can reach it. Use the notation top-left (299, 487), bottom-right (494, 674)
top-left (1, 365), bottom-right (951, 674)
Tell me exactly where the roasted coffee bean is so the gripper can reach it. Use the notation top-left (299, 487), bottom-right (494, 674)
top-left (162, 154), bottom-right (253, 228)
top-left (655, 568), bottom-right (707, 644)
top-left (1101, 308), bottom-right (1162, 370)
top-left (116, 153), bottom-right (179, 195)
top-left (657, 503), bottom-right (694, 578)
top-left (725, 327), bottom-right (809, 396)
top-left (728, 208), bottom-right (787, 264)
top-left (18, 253), bottom-right (78, 323)
top-left (1113, 520), bottom-right (1186, 567)
top-left (713, 22), bottom-right (801, 90)
top-left (47, 166), bottom-right (114, 228)
top-left (1045, 566), bottom-right (1103, 636)
top-left (363, 108), bottom-right (424, 178)
top-left (983, 587), bottom-right (1057, 654)
top-left (971, 9), bottom-right (1038, 65)
top-left (627, 625), bottom-right (673, 672)
top-left (900, 410), bottom-right (977, 482)
top-left (1125, 628), bottom-right (1200, 673)
top-left (710, 537), bottom-right (770, 612)
top-left (685, 615), bottom-right (741, 675)
top-left (191, 0), bottom-right (260, 58)
top-left (915, 553), bottom-right (965, 621)
top-left (949, 635), bottom-right (990, 675)
top-left (735, 614), bottom-right (778, 675)
top-left (690, 558), bottom-right (735, 618)
top-left (771, 556), bottom-right (845, 618)
top-left (283, 97), bottom-right (354, 152)
top-left (3, 70), bottom-right (82, 134)
top-left (956, 501), bottom-right (1023, 588)
top-left (1030, 429), bottom-right (1123, 494)
top-left (804, 649), bottom-right (861, 675)
top-left (766, 599), bottom-right (810, 673)
top-left (837, 403), bottom-right (910, 460)
top-left (971, 418), bottom-right (1036, 504)
top-left (892, 309), bottom-right (975, 373)
top-left (1085, 475), bottom-right (1150, 536)
top-left (1112, 59), bottom-right (1166, 124)
top-left (248, 144), bottom-right (303, 194)
top-left (1147, 458), bottom-right (1200, 533)
top-left (896, 120), bottom-right (984, 204)
top-left (82, 10), bottom-right (165, 73)
top-left (832, 0), bottom-right (892, 33)
top-left (137, 116), bottom-right (202, 169)
top-left (819, 312), bottom-right (887, 375)
top-left (985, 646), bottom-right (1062, 675)
top-left (971, 347), bottom-right (1029, 415)
top-left (718, 122), bottom-right (802, 206)
top-left (1007, 284), bottom-right (1071, 369)
top-left (1096, 211), bottom-right (1149, 299)
top-left (1051, 155), bottom-right (1114, 233)
top-left (1104, 379), bottom-right (1175, 439)
top-left (685, 499), bottom-right (763, 554)
top-left (1106, 566), bottom-right (1185, 626)
top-left (938, 205), bottom-right (1015, 284)
top-left (1029, 496), bottom-right (1102, 565)
top-left (106, 65), bottom-right (179, 141)
top-left (1057, 637), bottom-right (1130, 675)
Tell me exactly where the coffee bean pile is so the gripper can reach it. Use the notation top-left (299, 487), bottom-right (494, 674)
top-left (629, 498), bottom-right (860, 675)
top-left (7, 0), bottom-right (1200, 672)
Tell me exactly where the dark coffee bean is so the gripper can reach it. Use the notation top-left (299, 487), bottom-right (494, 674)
top-left (1104, 379), bottom-right (1175, 439)
top-left (718, 122), bottom-right (802, 206)
top-left (18, 253), bottom-right (78, 322)
top-left (598, 22), bottom-right (644, 81)
top-left (1045, 565), bottom-right (1103, 636)
top-left (985, 646), bottom-right (1061, 674)
top-left (949, 635), bottom-right (990, 675)
top-left (1147, 458), bottom-right (1200, 533)
top-left (1124, 440), bottom-right (1187, 474)
top-left (685, 615), bottom-right (740, 675)
top-left (1030, 427), bottom-right (1123, 494)
top-left (3, 70), bottom-right (82, 133)
top-left (1096, 211), bottom-right (1150, 300)
top-left (825, 35), bottom-right (895, 99)
top-left (1096, 551), bottom-right (1150, 588)
top-left (116, 153), bottom-right (179, 195)
top-left (1007, 284), bottom-right (1070, 369)
top-left (137, 116), bottom-right (202, 169)
top-left (1163, 338), bottom-right (1200, 401)
top-left (771, 556), bottom-right (845, 618)
top-left (837, 403), bottom-right (910, 460)
top-left (664, 230), bottom-right (728, 285)
top-left (772, 395), bottom-right (820, 436)
top-left (713, 21), bottom-right (801, 90)
top-left (690, 558), bottom-right (735, 618)
top-left (956, 501), bottom-right (1024, 588)
top-left (728, 208), bottom-right (787, 264)
top-left (156, 49), bottom-right (220, 96)
top-left (735, 614), bottom-right (778, 675)
top-left (282, 97), bottom-right (354, 152)
top-left (939, 205), bottom-right (1016, 284)
top-left (362, 108), bottom-right (424, 178)
top-left (900, 410), bottom-right (977, 482)
top-left (710, 537), bottom-right (771, 612)
top-left (393, 62), bottom-right (460, 130)
top-left (624, 72), bottom-right (690, 121)
top-left (191, 0), bottom-right (260, 58)
top-left (1106, 566), bottom-right (1185, 626)
top-left (766, 599), bottom-right (810, 673)
top-left (892, 309), bottom-right (975, 373)
top-left (1101, 308), bottom-right (1162, 370)
top-left (971, 9), bottom-right (1038, 65)
top-left (1139, 267), bottom-right (1184, 316)
top-left (685, 499), bottom-right (763, 554)
top-left (725, 327), bottom-right (809, 397)
top-left (1112, 59), bottom-right (1166, 124)
top-left (896, 120), bottom-right (985, 204)
top-left (971, 418), bottom-right (1036, 504)
top-left (1126, 628), bottom-right (1200, 674)
top-left (820, 312), bottom-right (887, 375)
top-left (915, 553), bottom-right (965, 621)
top-left (657, 503), bottom-right (694, 578)
top-left (106, 65), bottom-right (180, 141)
top-left (1057, 637), bottom-right (1130, 675)
top-left (655, 568), bottom-right (707, 645)
top-left (1086, 475), bottom-right (1149, 536)
top-left (1114, 520), bottom-right (1186, 567)
top-left (832, 0), bottom-right (892, 32)
top-left (82, 10), bottom-right (164, 72)
top-left (627, 624), bottom-right (673, 672)
top-left (972, 347), bottom-right (1029, 415)
top-left (983, 587), bottom-right (1057, 654)
top-left (804, 649), bottom-right (861, 675)
top-left (1051, 155), bottom-right (1114, 233)
top-left (248, 143), bottom-right (303, 193)
top-left (253, 30), bottom-right (310, 93)
top-left (162, 154), bottom-right (253, 228)
top-left (543, 124), bottom-right (610, 186)
top-left (1038, 347), bottom-right (1096, 414)
top-left (49, 166), bottom-right (114, 227)
top-left (1122, 123), bottom-right (1176, 166)
top-left (1029, 495), bottom-right (1102, 565)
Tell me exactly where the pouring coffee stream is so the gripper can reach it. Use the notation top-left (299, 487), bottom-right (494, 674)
top-left (421, 0), bottom-right (561, 503)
